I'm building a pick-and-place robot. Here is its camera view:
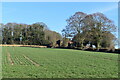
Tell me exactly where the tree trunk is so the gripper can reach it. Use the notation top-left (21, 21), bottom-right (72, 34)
top-left (81, 41), bottom-right (84, 49)
top-left (97, 42), bottom-right (100, 51)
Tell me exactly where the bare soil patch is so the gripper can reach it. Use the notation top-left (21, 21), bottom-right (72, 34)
top-left (23, 54), bottom-right (39, 66)
top-left (7, 52), bottom-right (14, 65)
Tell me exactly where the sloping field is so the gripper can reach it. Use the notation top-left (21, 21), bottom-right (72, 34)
top-left (2, 46), bottom-right (119, 78)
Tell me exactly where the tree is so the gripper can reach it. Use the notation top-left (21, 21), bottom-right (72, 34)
top-left (44, 30), bottom-right (62, 47)
top-left (0, 23), bottom-right (4, 44)
top-left (61, 37), bottom-right (69, 47)
top-left (90, 13), bottom-right (116, 50)
top-left (62, 12), bottom-right (116, 50)
top-left (62, 12), bottom-right (87, 48)
top-left (2, 22), bottom-right (57, 46)
top-left (101, 32), bottom-right (116, 50)
top-left (66, 12), bottom-right (87, 35)
top-left (30, 23), bottom-right (45, 45)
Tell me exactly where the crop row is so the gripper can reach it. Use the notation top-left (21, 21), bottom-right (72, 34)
top-left (2, 47), bottom-right (37, 66)
top-left (2, 46), bottom-right (119, 78)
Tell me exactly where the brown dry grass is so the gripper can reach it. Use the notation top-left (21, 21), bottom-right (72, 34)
top-left (0, 44), bottom-right (47, 48)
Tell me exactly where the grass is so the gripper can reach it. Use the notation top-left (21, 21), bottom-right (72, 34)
top-left (2, 46), bottom-right (119, 78)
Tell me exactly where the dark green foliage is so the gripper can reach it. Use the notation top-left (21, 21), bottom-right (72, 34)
top-left (2, 23), bottom-right (45, 45)
top-left (2, 22), bottom-right (61, 46)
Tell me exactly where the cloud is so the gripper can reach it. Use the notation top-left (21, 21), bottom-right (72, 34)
top-left (90, 4), bottom-right (118, 14)
top-left (100, 4), bottom-right (118, 13)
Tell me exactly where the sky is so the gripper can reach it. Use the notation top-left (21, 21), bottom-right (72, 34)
top-left (2, 2), bottom-right (118, 32)
top-left (1, 0), bottom-right (119, 2)
top-left (2, 2), bottom-right (119, 48)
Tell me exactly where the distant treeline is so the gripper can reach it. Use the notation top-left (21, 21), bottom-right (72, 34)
top-left (0, 11), bottom-right (119, 51)
top-left (1, 22), bottom-right (62, 47)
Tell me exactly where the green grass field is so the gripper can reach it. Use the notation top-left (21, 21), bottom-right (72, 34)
top-left (2, 46), bottom-right (119, 78)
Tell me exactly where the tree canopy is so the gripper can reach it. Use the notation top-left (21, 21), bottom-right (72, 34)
top-left (1, 11), bottom-right (117, 50)
top-left (62, 12), bottom-right (116, 50)
top-left (2, 22), bottom-right (62, 47)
